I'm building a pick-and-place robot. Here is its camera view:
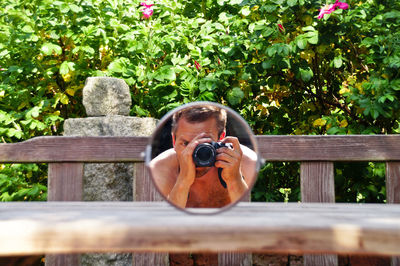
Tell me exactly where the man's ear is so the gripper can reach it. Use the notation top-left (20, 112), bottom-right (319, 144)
top-left (219, 131), bottom-right (226, 140)
top-left (172, 133), bottom-right (176, 147)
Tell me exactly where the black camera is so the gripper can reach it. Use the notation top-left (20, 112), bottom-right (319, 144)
top-left (192, 142), bottom-right (231, 167)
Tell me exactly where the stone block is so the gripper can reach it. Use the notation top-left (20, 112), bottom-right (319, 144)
top-left (83, 77), bottom-right (132, 116)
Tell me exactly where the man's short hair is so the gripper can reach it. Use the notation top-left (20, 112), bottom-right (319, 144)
top-left (171, 104), bottom-right (227, 137)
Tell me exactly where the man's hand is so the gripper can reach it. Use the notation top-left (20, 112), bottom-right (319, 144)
top-left (215, 136), bottom-right (248, 201)
top-left (169, 133), bottom-right (213, 208)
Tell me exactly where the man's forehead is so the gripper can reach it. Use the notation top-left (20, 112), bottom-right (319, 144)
top-left (174, 117), bottom-right (219, 139)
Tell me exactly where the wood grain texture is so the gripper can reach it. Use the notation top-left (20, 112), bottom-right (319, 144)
top-left (301, 162), bottom-right (336, 266)
top-left (386, 162), bottom-right (400, 266)
top-left (134, 163), bottom-right (163, 202)
top-left (257, 135), bottom-right (400, 161)
top-left (133, 253), bottom-right (168, 266)
top-left (2, 135), bottom-right (400, 163)
top-left (48, 163), bottom-right (83, 201)
top-left (0, 136), bottom-right (148, 163)
top-left (45, 254), bottom-right (81, 266)
top-left (301, 162), bottom-right (335, 203)
top-left (47, 163), bottom-right (83, 266)
top-left (2, 202), bottom-right (400, 256)
top-left (303, 255), bottom-right (338, 266)
top-left (133, 162), bottom-right (167, 266)
top-left (386, 162), bottom-right (400, 204)
top-left (218, 252), bottom-right (252, 266)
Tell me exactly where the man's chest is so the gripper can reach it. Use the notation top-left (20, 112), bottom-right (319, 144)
top-left (186, 175), bottom-right (230, 208)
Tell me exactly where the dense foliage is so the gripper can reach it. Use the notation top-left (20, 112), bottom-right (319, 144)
top-left (0, 0), bottom-right (399, 202)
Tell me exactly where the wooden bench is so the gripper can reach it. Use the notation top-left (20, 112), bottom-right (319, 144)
top-left (1, 135), bottom-right (400, 266)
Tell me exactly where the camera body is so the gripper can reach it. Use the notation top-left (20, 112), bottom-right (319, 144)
top-left (192, 141), bottom-right (232, 167)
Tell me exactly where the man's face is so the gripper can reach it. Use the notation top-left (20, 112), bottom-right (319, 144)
top-left (173, 117), bottom-right (221, 177)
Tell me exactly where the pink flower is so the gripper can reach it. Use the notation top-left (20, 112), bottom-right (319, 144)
top-left (318, 1), bottom-right (349, 19)
top-left (142, 7), bottom-right (153, 19)
top-left (317, 4), bottom-right (336, 19)
top-left (194, 60), bottom-right (201, 70)
top-left (278, 24), bottom-right (285, 34)
top-left (140, 2), bottom-right (153, 8)
top-left (140, 0), bottom-right (154, 19)
top-left (335, 0), bottom-right (349, 10)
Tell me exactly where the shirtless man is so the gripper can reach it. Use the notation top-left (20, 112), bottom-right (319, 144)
top-left (149, 104), bottom-right (258, 208)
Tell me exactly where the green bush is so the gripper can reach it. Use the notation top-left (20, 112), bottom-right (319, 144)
top-left (0, 0), bottom-right (399, 202)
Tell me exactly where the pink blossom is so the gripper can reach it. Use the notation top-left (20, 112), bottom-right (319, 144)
top-left (317, 4), bottom-right (336, 19)
top-left (140, 2), bottom-right (154, 9)
top-left (194, 60), bottom-right (201, 70)
top-left (142, 7), bottom-right (153, 19)
top-left (335, 0), bottom-right (349, 10)
top-left (318, 1), bottom-right (349, 19)
top-left (140, 0), bottom-right (154, 19)
top-left (278, 24), bottom-right (285, 34)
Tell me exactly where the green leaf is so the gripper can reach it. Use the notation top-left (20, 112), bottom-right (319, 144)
top-left (41, 43), bottom-right (62, 56)
top-left (296, 37), bottom-right (307, 49)
top-left (299, 67), bottom-right (313, 82)
top-left (21, 25), bottom-right (34, 33)
top-left (241, 6), bottom-right (251, 16)
top-left (227, 87), bottom-right (244, 105)
top-left (153, 66), bottom-right (176, 82)
top-left (287, 0), bottom-right (297, 7)
top-left (59, 61), bottom-right (75, 75)
top-left (333, 57), bottom-right (343, 68)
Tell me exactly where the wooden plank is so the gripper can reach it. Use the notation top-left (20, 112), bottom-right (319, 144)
top-left (2, 135), bottom-right (400, 163)
top-left (1, 202), bottom-right (400, 256)
top-left (0, 136), bottom-right (147, 163)
top-left (219, 252), bottom-right (251, 266)
top-left (134, 163), bottom-right (163, 202)
top-left (303, 255), bottom-right (337, 266)
top-left (386, 162), bottom-right (400, 266)
top-left (133, 162), bottom-right (167, 266)
top-left (218, 184), bottom-right (252, 266)
top-left (301, 162), bottom-right (336, 266)
top-left (45, 255), bottom-right (81, 266)
top-left (48, 163), bottom-right (83, 201)
top-left (300, 162), bottom-right (335, 203)
top-left (257, 135), bottom-right (400, 161)
top-left (46, 163), bottom-right (83, 266)
top-left (386, 162), bottom-right (400, 204)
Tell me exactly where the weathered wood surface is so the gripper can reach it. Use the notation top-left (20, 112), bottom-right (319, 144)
top-left (47, 163), bottom-right (83, 266)
top-left (1, 202), bottom-right (400, 256)
top-left (2, 135), bottom-right (400, 163)
top-left (301, 162), bottom-right (335, 203)
top-left (301, 162), bottom-right (337, 266)
top-left (257, 135), bottom-right (400, 161)
top-left (386, 162), bottom-right (400, 204)
top-left (48, 163), bottom-right (83, 201)
top-left (0, 136), bottom-right (148, 163)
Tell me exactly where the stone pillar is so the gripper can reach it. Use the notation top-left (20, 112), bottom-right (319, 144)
top-left (63, 77), bottom-right (157, 266)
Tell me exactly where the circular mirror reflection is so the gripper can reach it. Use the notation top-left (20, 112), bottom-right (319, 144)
top-left (146, 102), bottom-right (259, 214)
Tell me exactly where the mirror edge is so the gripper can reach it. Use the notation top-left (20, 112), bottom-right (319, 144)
top-left (144, 101), bottom-right (261, 215)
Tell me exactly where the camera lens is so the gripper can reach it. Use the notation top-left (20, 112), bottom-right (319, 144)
top-left (193, 143), bottom-right (216, 167)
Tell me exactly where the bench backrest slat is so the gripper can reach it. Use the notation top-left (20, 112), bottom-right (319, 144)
top-left (300, 162), bottom-right (335, 203)
top-left (0, 136), bottom-right (147, 163)
top-left (2, 135), bottom-right (400, 163)
top-left (257, 135), bottom-right (400, 161)
top-left (48, 163), bottom-right (83, 201)
top-left (386, 162), bottom-right (400, 204)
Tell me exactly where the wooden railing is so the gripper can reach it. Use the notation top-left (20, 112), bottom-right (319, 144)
top-left (1, 135), bottom-right (400, 266)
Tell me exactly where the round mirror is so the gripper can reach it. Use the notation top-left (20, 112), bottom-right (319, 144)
top-left (145, 102), bottom-right (260, 214)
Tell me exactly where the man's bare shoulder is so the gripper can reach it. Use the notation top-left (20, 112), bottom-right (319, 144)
top-left (149, 148), bottom-right (179, 196)
top-left (240, 144), bottom-right (259, 186)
